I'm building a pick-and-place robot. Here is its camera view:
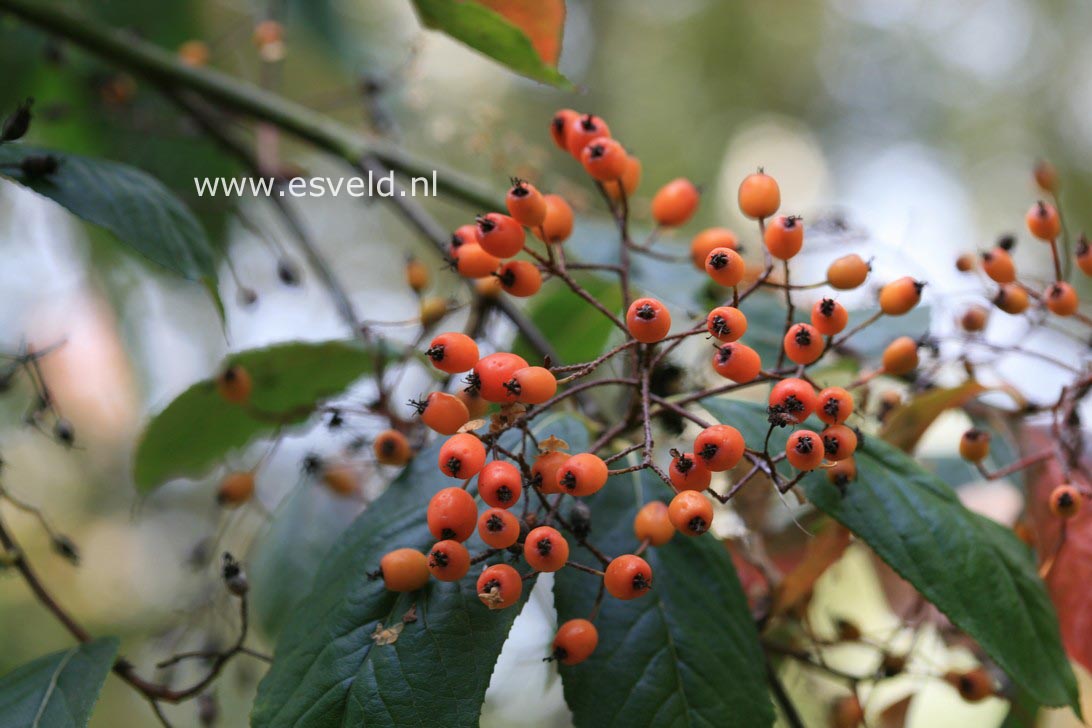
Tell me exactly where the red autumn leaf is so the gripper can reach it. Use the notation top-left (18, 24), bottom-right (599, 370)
top-left (1022, 425), bottom-right (1092, 676)
top-left (474, 0), bottom-right (565, 65)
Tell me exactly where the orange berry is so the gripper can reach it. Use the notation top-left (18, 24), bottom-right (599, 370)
top-left (507, 366), bottom-right (557, 405)
top-left (827, 254), bottom-right (871, 290)
top-left (478, 508), bottom-right (520, 548)
top-left (216, 364), bottom-right (252, 405)
top-left (816, 386), bottom-right (854, 425)
top-left (477, 563), bottom-right (523, 609)
top-left (580, 138), bottom-right (628, 182)
top-left (1046, 281), bottom-right (1079, 316)
top-left (651, 178), bottom-right (700, 227)
top-left (603, 554), bottom-right (653, 599)
top-left (178, 40), bottom-right (210, 67)
top-left (427, 486), bottom-right (478, 541)
top-left (738, 170), bottom-right (780, 219)
top-left (704, 247), bottom-right (746, 287)
top-left (669, 451), bottom-right (712, 491)
top-left (428, 540), bottom-right (470, 582)
top-left (981, 248), bottom-right (1015, 284)
top-left (552, 619), bottom-right (598, 665)
top-left (830, 695), bottom-right (865, 728)
top-left (764, 215), bottom-right (804, 260)
top-left (564, 113), bottom-right (611, 158)
top-left (449, 224), bottom-right (478, 253)
top-left (878, 277), bottom-right (924, 316)
top-left (478, 460), bottom-right (522, 509)
top-left (602, 154), bottom-right (642, 201)
top-left (536, 194), bottom-right (574, 244)
top-left (471, 352), bottom-right (530, 402)
top-left (1050, 484), bottom-right (1082, 519)
top-left (711, 342), bottom-right (762, 383)
top-left (827, 458), bottom-right (857, 488)
top-left (453, 242), bottom-right (501, 279)
top-left (419, 297), bottom-right (449, 327)
top-left (881, 336), bottom-right (919, 375)
top-left (414, 392), bottom-right (470, 435)
top-left (960, 305), bottom-right (990, 332)
top-left (437, 433), bottom-right (487, 479)
top-left (379, 548), bottom-right (430, 592)
top-left (426, 332), bottom-right (480, 374)
top-left (1034, 160), bottom-right (1058, 193)
top-left (549, 108), bottom-right (580, 151)
top-left (626, 297), bottom-right (672, 343)
top-left (524, 526), bottom-right (569, 572)
top-left (405, 257), bottom-right (430, 293)
top-left (321, 463), bottom-right (359, 496)
top-left (1026, 201), bottom-right (1061, 241)
top-left (475, 213), bottom-right (525, 258)
top-left (668, 490), bottom-right (713, 536)
top-left (769, 378), bottom-right (817, 424)
top-left (496, 260), bottom-right (542, 297)
top-left (706, 306), bottom-right (748, 343)
top-left (690, 228), bottom-right (739, 270)
top-left (821, 424), bottom-right (858, 461)
top-left (783, 322), bottom-right (824, 365)
top-left (959, 429), bottom-right (990, 462)
top-left (693, 425), bottom-right (745, 472)
top-left (993, 284), bottom-right (1029, 315)
top-left (556, 453), bottom-right (609, 496)
top-left (532, 450), bottom-right (568, 495)
top-left (1076, 236), bottom-right (1092, 276)
top-left (456, 388), bottom-right (489, 419)
top-left (944, 668), bottom-right (994, 703)
top-left (811, 298), bottom-right (848, 336)
top-left (475, 275), bottom-right (503, 299)
top-left (217, 471), bottom-right (255, 507)
top-left (634, 501), bottom-right (675, 546)
top-left (505, 179), bottom-right (547, 228)
top-left (955, 253), bottom-right (976, 273)
top-left (786, 430), bottom-right (824, 471)
top-left (374, 430), bottom-right (412, 466)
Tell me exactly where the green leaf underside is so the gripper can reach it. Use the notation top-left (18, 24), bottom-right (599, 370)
top-left (0, 144), bottom-right (215, 281)
top-left (133, 340), bottom-right (378, 492)
top-left (702, 398), bottom-right (1079, 713)
top-left (252, 413), bottom-right (588, 727)
top-left (514, 274), bottom-right (622, 366)
top-left (553, 466), bottom-right (774, 728)
top-left (411, 0), bottom-right (570, 87)
top-left (0, 638), bottom-right (119, 728)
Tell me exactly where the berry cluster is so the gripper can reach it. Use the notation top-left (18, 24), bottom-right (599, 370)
top-left (361, 108), bottom-right (933, 668)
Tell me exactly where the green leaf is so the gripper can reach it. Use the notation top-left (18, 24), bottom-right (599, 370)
top-left (0, 638), bottom-right (119, 728)
top-left (0, 144), bottom-right (216, 281)
top-left (702, 399), bottom-right (1080, 713)
top-left (411, 0), bottom-right (570, 88)
top-left (252, 413), bottom-right (589, 727)
top-left (514, 275), bottom-right (622, 366)
top-left (134, 340), bottom-right (378, 492)
top-left (553, 466), bottom-right (774, 728)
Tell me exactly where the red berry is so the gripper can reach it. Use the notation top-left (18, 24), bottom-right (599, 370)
top-left (428, 540), bottom-right (471, 581)
top-left (783, 323), bottom-right (824, 365)
top-left (821, 424), bottom-right (858, 461)
top-left (477, 563), bottom-right (522, 609)
top-left (496, 260), bottom-right (543, 297)
top-left (669, 452), bottom-right (712, 491)
top-left (437, 433), bottom-right (487, 479)
top-left (524, 526), bottom-right (569, 572)
top-left (426, 332), bottom-right (480, 374)
top-left (565, 113), bottom-right (611, 158)
top-left (478, 460), bottom-right (523, 509)
top-left (476, 213), bottom-right (525, 258)
top-left (693, 425), bottom-right (745, 472)
top-left (786, 430), bottom-right (824, 471)
top-left (472, 352), bottom-right (530, 402)
top-left (549, 108), bottom-right (580, 151)
top-left (769, 378), bottom-right (817, 424)
top-left (603, 554), bottom-right (653, 599)
top-left (816, 386), bottom-right (854, 425)
top-left (552, 619), bottom-right (598, 665)
top-left (427, 486), bottom-right (478, 541)
top-left (626, 298), bottom-right (672, 343)
top-left (711, 343), bottom-right (762, 383)
top-left (478, 508), bottom-right (520, 548)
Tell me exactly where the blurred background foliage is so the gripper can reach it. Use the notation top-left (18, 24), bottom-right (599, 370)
top-left (1, 0), bottom-right (1090, 725)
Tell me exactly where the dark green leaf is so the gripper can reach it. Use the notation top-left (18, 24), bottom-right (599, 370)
top-left (514, 275), bottom-right (622, 366)
top-left (553, 466), bottom-right (774, 728)
top-left (133, 340), bottom-right (378, 492)
top-left (702, 399), bottom-right (1079, 713)
top-left (411, 0), bottom-right (570, 87)
top-left (0, 638), bottom-right (118, 728)
top-left (0, 144), bottom-right (216, 281)
top-left (252, 413), bottom-right (588, 727)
